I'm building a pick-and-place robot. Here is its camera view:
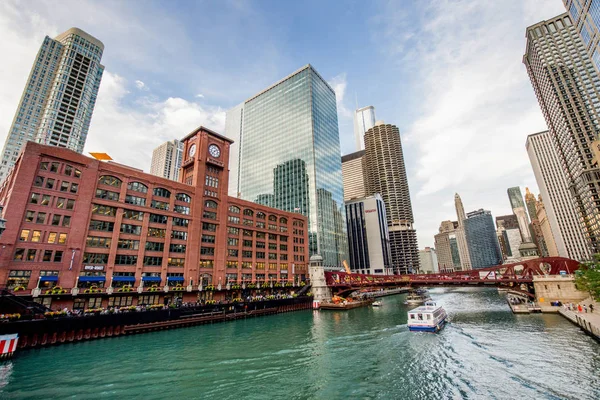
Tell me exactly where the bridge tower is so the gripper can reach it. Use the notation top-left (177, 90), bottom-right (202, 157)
top-left (309, 255), bottom-right (332, 308)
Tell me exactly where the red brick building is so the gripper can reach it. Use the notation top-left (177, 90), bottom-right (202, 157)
top-left (0, 126), bottom-right (308, 310)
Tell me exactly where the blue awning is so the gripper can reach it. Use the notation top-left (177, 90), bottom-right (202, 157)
top-left (40, 276), bottom-right (58, 282)
top-left (142, 276), bottom-right (161, 282)
top-left (113, 276), bottom-right (135, 282)
top-left (167, 276), bottom-right (184, 282)
top-left (79, 276), bottom-right (106, 282)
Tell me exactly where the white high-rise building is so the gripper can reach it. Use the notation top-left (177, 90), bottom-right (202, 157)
top-left (526, 130), bottom-right (591, 260)
top-left (418, 247), bottom-right (438, 274)
top-left (454, 193), bottom-right (472, 270)
top-left (150, 139), bottom-right (183, 181)
top-left (341, 150), bottom-right (366, 201)
top-left (224, 103), bottom-right (244, 197)
top-left (353, 106), bottom-right (376, 151)
top-left (0, 28), bottom-right (104, 181)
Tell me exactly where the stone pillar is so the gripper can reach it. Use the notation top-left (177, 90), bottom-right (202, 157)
top-left (309, 255), bottom-right (331, 308)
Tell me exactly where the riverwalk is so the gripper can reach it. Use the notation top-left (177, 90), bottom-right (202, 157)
top-left (559, 302), bottom-right (600, 342)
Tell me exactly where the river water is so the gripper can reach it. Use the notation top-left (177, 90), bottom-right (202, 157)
top-left (0, 288), bottom-right (598, 399)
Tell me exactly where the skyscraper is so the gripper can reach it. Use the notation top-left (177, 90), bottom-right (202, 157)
top-left (536, 194), bottom-right (560, 257)
top-left (464, 209), bottom-right (503, 269)
top-left (434, 221), bottom-right (461, 272)
top-left (353, 106), bottom-right (376, 151)
top-left (454, 193), bottom-right (472, 270)
top-left (526, 130), bottom-right (591, 260)
top-left (341, 150), bottom-right (366, 201)
top-left (364, 121), bottom-right (419, 274)
top-left (525, 187), bottom-right (550, 257)
top-left (495, 214), bottom-right (522, 260)
top-left (150, 139), bottom-right (183, 181)
top-left (524, 13), bottom-right (600, 256)
top-left (224, 103), bottom-right (243, 198)
top-left (418, 247), bottom-right (438, 274)
top-left (563, 1), bottom-right (600, 74)
top-left (0, 28), bottom-right (104, 182)
top-left (224, 65), bottom-right (348, 268)
top-left (507, 186), bottom-right (539, 259)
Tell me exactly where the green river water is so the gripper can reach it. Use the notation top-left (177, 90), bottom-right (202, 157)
top-left (0, 287), bottom-right (599, 399)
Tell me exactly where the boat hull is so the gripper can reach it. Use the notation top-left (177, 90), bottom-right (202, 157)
top-left (320, 299), bottom-right (374, 310)
top-left (408, 317), bottom-right (447, 333)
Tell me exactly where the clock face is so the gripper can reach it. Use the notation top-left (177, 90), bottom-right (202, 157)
top-left (188, 144), bottom-right (196, 158)
top-left (208, 144), bottom-right (220, 158)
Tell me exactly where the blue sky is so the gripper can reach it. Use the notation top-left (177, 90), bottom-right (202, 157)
top-left (0, 0), bottom-right (567, 248)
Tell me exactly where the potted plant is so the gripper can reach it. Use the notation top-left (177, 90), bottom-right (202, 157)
top-left (205, 299), bottom-right (216, 305)
top-left (205, 284), bottom-right (215, 291)
top-left (274, 282), bottom-right (282, 288)
top-left (247, 283), bottom-right (257, 289)
top-left (12, 285), bottom-right (26, 292)
top-left (84, 285), bottom-right (102, 294)
top-left (231, 284), bottom-right (241, 290)
top-left (147, 285), bottom-right (160, 293)
top-left (172, 285), bottom-right (185, 292)
top-left (117, 285), bottom-right (132, 293)
top-left (261, 283), bottom-right (270, 288)
top-left (285, 282), bottom-right (293, 287)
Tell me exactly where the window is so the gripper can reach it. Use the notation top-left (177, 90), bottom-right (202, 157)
top-left (228, 227), bottom-right (239, 235)
top-left (114, 255), bottom-right (138, 265)
top-left (108, 296), bottom-right (134, 307)
top-left (83, 253), bottom-right (109, 264)
top-left (269, 243), bottom-right (277, 250)
top-left (202, 235), bottom-right (215, 244)
top-left (42, 250), bottom-right (53, 262)
top-left (205, 176), bottom-right (219, 188)
top-left (70, 183), bottom-right (79, 194)
top-left (13, 249), bottom-right (25, 261)
top-left (228, 216), bottom-right (240, 224)
top-left (269, 224), bottom-right (276, 231)
top-left (123, 210), bottom-right (144, 221)
top-left (256, 222), bottom-right (265, 229)
top-left (7, 270), bottom-right (31, 289)
top-left (228, 238), bottom-right (239, 246)
top-left (145, 241), bottom-right (165, 252)
top-left (257, 212), bottom-right (265, 220)
top-left (25, 211), bottom-right (35, 223)
top-left (89, 220), bottom-right (114, 232)
top-left (19, 229), bottom-right (30, 241)
top-left (172, 230), bottom-right (188, 240)
top-left (153, 187), bottom-right (171, 198)
top-left (169, 244), bottom-right (187, 253)
top-left (149, 213), bottom-right (168, 224)
top-left (60, 181), bottom-right (69, 192)
top-left (268, 215), bottom-right (277, 222)
top-left (120, 224), bottom-right (141, 235)
top-left (174, 205), bottom-right (190, 214)
top-left (243, 219), bottom-right (253, 226)
top-left (50, 162), bottom-right (59, 173)
top-left (127, 181), bottom-right (148, 193)
top-left (228, 249), bottom-right (238, 257)
top-left (74, 168), bottom-right (81, 178)
top-left (30, 193), bottom-right (40, 204)
top-left (256, 252), bottom-right (265, 259)
top-left (256, 241), bottom-right (265, 249)
top-left (45, 178), bottom-right (55, 189)
top-left (243, 230), bottom-right (253, 237)
top-left (144, 256), bottom-right (163, 266)
top-left (205, 200), bottom-right (218, 209)
top-left (173, 217), bottom-right (189, 227)
top-left (243, 209), bottom-right (254, 217)
top-left (34, 176), bottom-right (44, 187)
top-left (40, 195), bottom-right (51, 206)
top-left (176, 193), bottom-right (191, 203)
top-left (57, 233), bottom-right (67, 244)
top-left (64, 165), bottom-right (73, 176)
top-left (117, 239), bottom-right (139, 250)
top-left (280, 244), bottom-right (287, 251)
top-left (47, 232), bottom-right (57, 244)
top-left (201, 247), bottom-right (215, 255)
top-left (125, 195), bottom-right (146, 206)
top-left (202, 223), bottom-right (216, 232)
top-left (92, 204), bottom-right (117, 216)
top-left (98, 175), bottom-right (122, 187)
top-left (269, 253), bottom-right (277, 260)
top-left (280, 254), bottom-right (288, 261)
top-left (151, 200), bottom-right (169, 211)
top-left (147, 228), bottom-right (166, 238)
top-left (96, 189), bottom-right (119, 201)
top-left (256, 262), bottom-right (265, 270)
top-left (62, 216), bottom-right (71, 227)
top-left (168, 258), bottom-right (185, 267)
top-left (242, 250), bottom-right (252, 258)
top-left (203, 211), bottom-right (217, 220)
top-left (53, 251), bottom-right (63, 262)
top-left (229, 205), bottom-right (240, 214)
top-left (86, 236), bottom-right (112, 248)
top-left (243, 240), bottom-right (253, 247)
top-left (40, 162), bottom-right (49, 171)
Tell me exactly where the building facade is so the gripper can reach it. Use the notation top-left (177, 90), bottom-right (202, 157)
top-left (536, 195), bottom-right (560, 257)
top-left (563, 0), bottom-right (600, 74)
top-left (341, 150), bottom-right (366, 201)
top-left (150, 139), bottom-right (183, 181)
top-left (434, 221), bottom-right (460, 273)
top-left (454, 193), bottom-right (472, 270)
top-left (495, 214), bottom-right (522, 260)
top-left (0, 127), bottom-right (309, 310)
top-left (345, 194), bottom-right (392, 275)
top-left (0, 28), bottom-right (104, 182)
top-left (524, 13), bottom-right (600, 256)
top-left (418, 247), bottom-right (438, 274)
top-left (353, 106), bottom-right (376, 151)
top-left (526, 130), bottom-right (591, 260)
top-left (224, 103), bottom-right (244, 198)
top-left (464, 209), bottom-right (503, 269)
top-left (364, 121), bottom-right (419, 274)
top-left (525, 187), bottom-right (551, 257)
top-left (224, 65), bottom-right (348, 269)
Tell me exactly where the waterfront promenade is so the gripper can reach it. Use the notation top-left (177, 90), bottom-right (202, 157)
top-left (559, 299), bottom-right (600, 341)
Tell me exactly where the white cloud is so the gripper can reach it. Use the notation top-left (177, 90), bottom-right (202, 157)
top-left (329, 73), bottom-right (351, 118)
top-left (134, 80), bottom-right (149, 91)
top-left (373, 0), bottom-right (567, 247)
top-left (195, 93), bottom-right (205, 98)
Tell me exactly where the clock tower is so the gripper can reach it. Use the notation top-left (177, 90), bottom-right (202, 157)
top-left (179, 126), bottom-right (233, 286)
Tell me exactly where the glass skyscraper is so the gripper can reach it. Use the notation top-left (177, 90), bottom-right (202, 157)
top-left (225, 65), bottom-right (348, 268)
top-left (0, 28), bottom-right (104, 182)
top-left (464, 209), bottom-right (503, 269)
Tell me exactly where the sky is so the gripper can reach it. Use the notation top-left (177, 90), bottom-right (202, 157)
top-left (0, 0), bottom-right (567, 248)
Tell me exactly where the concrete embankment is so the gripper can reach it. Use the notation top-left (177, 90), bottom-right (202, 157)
top-left (559, 304), bottom-right (600, 342)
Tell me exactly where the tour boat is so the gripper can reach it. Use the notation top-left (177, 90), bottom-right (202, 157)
top-left (407, 302), bottom-right (448, 333)
top-left (404, 291), bottom-right (431, 305)
top-left (372, 301), bottom-right (382, 307)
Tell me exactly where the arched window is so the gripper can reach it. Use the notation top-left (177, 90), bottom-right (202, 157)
top-left (293, 220), bottom-right (304, 227)
top-left (205, 200), bottom-right (218, 209)
top-left (268, 215), bottom-right (277, 222)
top-left (98, 175), bottom-right (122, 188)
top-left (176, 193), bottom-right (191, 203)
top-left (229, 205), bottom-right (240, 214)
top-left (153, 187), bottom-right (171, 198)
top-left (256, 212), bottom-right (266, 220)
top-left (279, 217), bottom-right (288, 224)
top-left (243, 209), bottom-right (254, 217)
top-left (128, 181), bottom-right (148, 193)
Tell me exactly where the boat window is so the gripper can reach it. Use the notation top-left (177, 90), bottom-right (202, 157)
top-left (409, 314), bottom-right (415, 319)
top-left (418, 314), bottom-right (423, 320)
top-left (427, 314), bottom-right (432, 320)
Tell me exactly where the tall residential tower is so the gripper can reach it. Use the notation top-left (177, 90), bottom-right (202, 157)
top-left (224, 65), bottom-right (348, 268)
top-left (150, 139), bottom-right (183, 181)
top-left (0, 28), bottom-right (104, 181)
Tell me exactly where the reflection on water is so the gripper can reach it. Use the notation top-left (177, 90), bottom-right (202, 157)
top-left (1, 288), bottom-right (599, 399)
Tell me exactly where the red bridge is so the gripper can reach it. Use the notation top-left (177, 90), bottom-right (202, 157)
top-left (324, 257), bottom-right (580, 296)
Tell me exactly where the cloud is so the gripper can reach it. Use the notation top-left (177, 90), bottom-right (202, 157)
top-left (195, 94), bottom-right (205, 98)
top-left (329, 73), bottom-right (351, 118)
top-left (134, 80), bottom-right (149, 91)
top-left (372, 0), bottom-right (566, 247)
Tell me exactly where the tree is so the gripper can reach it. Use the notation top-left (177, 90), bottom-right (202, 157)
top-left (575, 255), bottom-right (600, 301)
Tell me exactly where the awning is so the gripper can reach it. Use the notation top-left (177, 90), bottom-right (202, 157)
top-left (79, 276), bottom-right (106, 282)
top-left (112, 276), bottom-right (135, 282)
top-left (142, 276), bottom-right (161, 282)
top-left (167, 276), bottom-right (184, 282)
top-left (40, 276), bottom-right (58, 282)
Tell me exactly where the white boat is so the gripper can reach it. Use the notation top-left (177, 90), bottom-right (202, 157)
top-left (404, 292), bottom-right (431, 305)
top-left (407, 302), bottom-right (448, 333)
top-left (372, 301), bottom-right (382, 307)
